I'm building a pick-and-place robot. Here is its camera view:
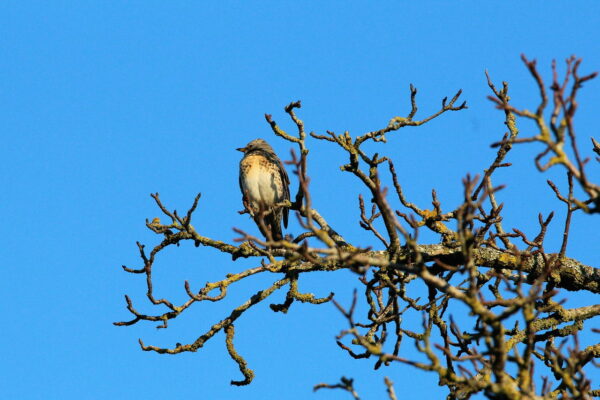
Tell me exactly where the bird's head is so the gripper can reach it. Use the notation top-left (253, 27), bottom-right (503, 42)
top-left (236, 138), bottom-right (274, 154)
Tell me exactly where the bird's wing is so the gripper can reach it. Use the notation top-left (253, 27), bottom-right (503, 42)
top-left (275, 156), bottom-right (290, 228)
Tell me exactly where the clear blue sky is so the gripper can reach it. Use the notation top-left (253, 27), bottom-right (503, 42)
top-left (1, 2), bottom-right (598, 399)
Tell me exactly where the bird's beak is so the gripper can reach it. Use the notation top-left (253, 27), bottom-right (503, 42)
top-left (236, 147), bottom-right (246, 153)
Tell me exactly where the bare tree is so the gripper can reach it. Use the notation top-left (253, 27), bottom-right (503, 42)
top-left (116, 55), bottom-right (599, 399)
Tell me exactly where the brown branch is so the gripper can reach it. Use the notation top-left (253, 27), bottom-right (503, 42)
top-left (314, 376), bottom-right (361, 400)
top-left (225, 324), bottom-right (254, 386)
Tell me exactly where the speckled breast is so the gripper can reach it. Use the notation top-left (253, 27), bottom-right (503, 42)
top-left (240, 153), bottom-right (285, 212)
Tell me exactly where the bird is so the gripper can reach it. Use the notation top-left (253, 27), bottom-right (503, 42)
top-left (237, 138), bottom-right (290, 241)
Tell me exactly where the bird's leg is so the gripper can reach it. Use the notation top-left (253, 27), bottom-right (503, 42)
top-left (239, 193), bottom-right (253, 216)
top-left (255, 205), bottom-right (274, 242)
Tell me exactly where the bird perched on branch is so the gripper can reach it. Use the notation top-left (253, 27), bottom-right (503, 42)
top-left (238, 138), bottom-right (290, 241)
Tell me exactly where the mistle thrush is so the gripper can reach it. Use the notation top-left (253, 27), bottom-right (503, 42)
top-left (237, 138), bottom-right (290, 241)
